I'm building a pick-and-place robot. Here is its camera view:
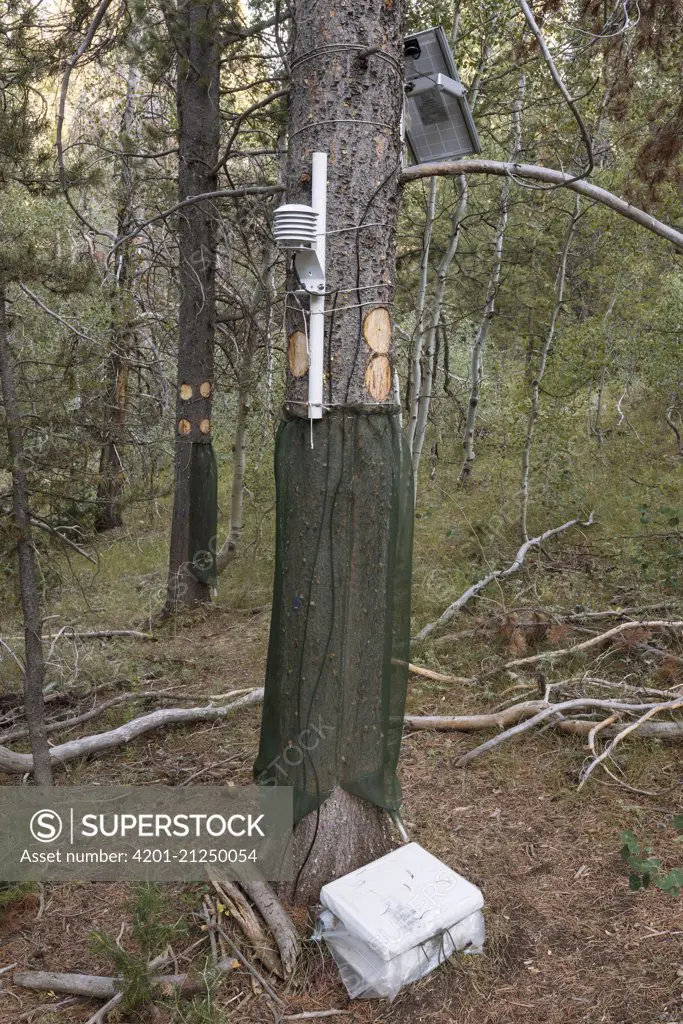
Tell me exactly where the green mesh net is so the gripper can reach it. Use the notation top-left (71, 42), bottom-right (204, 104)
top-left (255, 409), bottom-right (414, 823)
top-left (189, 440), bottom-right (218, 586)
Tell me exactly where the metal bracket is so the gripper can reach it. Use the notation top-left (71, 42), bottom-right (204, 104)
top-left (294, 249), bottom-right (326, 294)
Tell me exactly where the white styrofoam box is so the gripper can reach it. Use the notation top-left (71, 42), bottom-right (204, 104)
top-left (315, 842), bottom-right (485, 1000)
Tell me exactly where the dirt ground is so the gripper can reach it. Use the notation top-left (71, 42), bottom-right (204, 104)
top-left (1, 605), bottom-right (682, 1024)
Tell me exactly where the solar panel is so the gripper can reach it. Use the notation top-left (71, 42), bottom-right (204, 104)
top-left (403, 26), bottom-right (481, 164)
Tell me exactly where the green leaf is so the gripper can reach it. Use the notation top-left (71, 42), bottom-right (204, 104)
top-left (628, 873), bottom-right (643, 891)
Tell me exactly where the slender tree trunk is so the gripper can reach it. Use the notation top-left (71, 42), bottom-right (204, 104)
top-left (216, 344), bottom-right (252, 574)
top-left (165, 0), bottom-right (220, 611)
top-left (458, 76), bottom-right (525, 488)
top-left (407, 178), bottom-right (437, 450)
top-left (95, 56), bottom-right (138, 531)
top-left (411, 177), bottom-right (467, 488)
top-left (216, 243), bottom-right (276, 574)
top-left (0, 287), bottom-right (52, 785)
top-left (408, 29), bottom-right (489, 489)
top-left (520, 196), bottom-right (579, 540)
top-left (255, 0), bottom-right (411, 903)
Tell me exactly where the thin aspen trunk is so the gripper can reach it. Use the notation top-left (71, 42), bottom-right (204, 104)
top-left (591, 286), bottom-right (619, 442)
top-left (0, 287), bottom-right (52, 784)
top-left (411, 177), bottom-right (467, 487)
top-left (408, 29), bottom-right (491, 487)
top-left (216, 246), bottom-right (276, 575)
top-left (458, 76), bottom-right (525, 488)
top-left (407, 178), bottom-right (437, 449)
top-left (216, 348), bottom-right (252, 574)
top-left (520, 196), bottom-right (580, 540)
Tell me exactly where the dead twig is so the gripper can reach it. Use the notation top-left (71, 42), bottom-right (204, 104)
top-left (496, 620), bottom-right (683, 674)
top-left (214, 922), bottom-right (285, 1008)
top-left (415, 513), bottom-right (594, 641)
top-left (454, 696), bottom-right (683, 767)
top-left (0, 689), bottom-right (264, 774)
top-left (578, 697), bottom-right (683, 789)
top-left (210, 880), bottom-right (283, 977)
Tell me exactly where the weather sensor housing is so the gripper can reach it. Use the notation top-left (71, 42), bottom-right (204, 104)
top-left (403, 26), bottom-right (481, 164)
top-left (273, 153), bottom-right (328, 419)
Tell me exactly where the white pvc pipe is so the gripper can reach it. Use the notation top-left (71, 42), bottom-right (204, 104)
top-left (308, 152), bottom-right (327, 419)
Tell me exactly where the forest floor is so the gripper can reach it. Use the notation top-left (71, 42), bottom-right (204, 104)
top-left (1, 597), bottom-right (682, 1024)
top-left (1, 426), bottom-right (682, 1023)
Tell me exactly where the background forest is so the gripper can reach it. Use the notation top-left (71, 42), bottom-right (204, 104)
top-left (0, 0), bottom-right (682, 1020)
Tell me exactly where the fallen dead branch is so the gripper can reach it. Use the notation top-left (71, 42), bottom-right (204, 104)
top-left (405, 701), bottom-right (545, 732)
top-left (214, 921), bottom-right (285, 1008)
top-left (0, 688), bottom-right (185, 744)
top-left (415, 513), bottom-right (594, 641)
top-left (578, 697), bottom-right (683, 789)
top-left (0, 689), bottom-right (264, 774)
top-left (12, 970), bottom-right (202, 999)
top-left (210, 878), bottom-right (283, 977)
top-left (454, 696), bottom-right (683, 767)
top-left (405, 662), bottom-right (473, 685)
top-left (498, 620), bottom-right (683, 673)
top-left (240, 878), bottom-right (301, 977)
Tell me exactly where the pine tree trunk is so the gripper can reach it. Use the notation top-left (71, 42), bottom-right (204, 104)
top-left (95, 56), bottom-right (138, 532)
top-left (256, 0), bottom-right (411, 903)
top-left (0, 287), bottom-right (52, 785)
top-left (165, 0), bottom-right (219, 611)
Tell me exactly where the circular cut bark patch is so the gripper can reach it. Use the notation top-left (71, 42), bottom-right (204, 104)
top-left (199, 381), bottom-right (212, 398)
top-left (288, 330), bottom-right (309, 377)
top-left (199, 418), bottom-right (211, 434)
top-left (179, 383), bottom-right (193, 400)
top-left (364, 354), bottom-right (392, 401)
top-left (178, 418), bottom-right (192, 435)
top-left (363, 306), bottom-right (391, 353)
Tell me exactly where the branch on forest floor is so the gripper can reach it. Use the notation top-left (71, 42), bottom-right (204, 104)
top-left (495, 619), bottom-right (683, 674)
top-left (238, 878), bottom-right (301, 977)
top-left (209, 879), bottom-right (283, 977)
top-left (404, 662), bottom-right (473, 684)
top-left (415, 513), bottom-right (594, 642)
top-left (0, 689), bottom-right (264, 774)
top-left (0, 505), bottom-right (97, 563)
top-left (453, 695), bottom-right (683, 767)
top-left (12, 970), bottom-right (202, 1000)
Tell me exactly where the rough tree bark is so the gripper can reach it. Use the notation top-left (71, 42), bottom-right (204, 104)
top-left (95, 55), bottom-right (138, 531)
top-left (165, 0), bottom-right (220, 611)
top-left (255, 0), bottom-right (410, 903)
top-left (0, 287), bottom-right (53, 784)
